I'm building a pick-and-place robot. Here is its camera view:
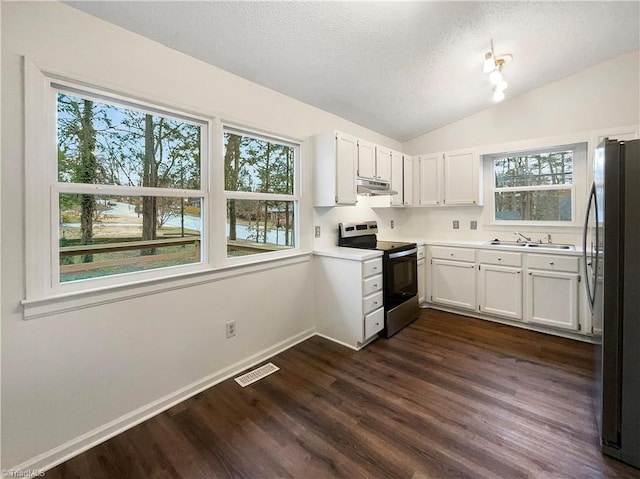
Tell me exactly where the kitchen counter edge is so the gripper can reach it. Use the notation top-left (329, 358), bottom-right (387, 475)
top-left (313, 247), bottom-right (384, 261)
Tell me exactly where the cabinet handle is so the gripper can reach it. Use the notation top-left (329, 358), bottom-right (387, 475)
top-left (373, 301), bottom-right (378, 305)
top-left (450, 253), bottom-right (454, 256)
top-left (373, 284), bottom-right (378, 288)
top-left (517, 270), bottom-right (521, 274)
top-left (549, 262), bottom-right (555, 265)
top-left (528, 272), bottom-right (532, 275)
top-left (375, 322), bottom-right (380, 327)
top-left (498, 257), bottom-right (502, 261)
top-left (373, 266), bottom-right (378, 270)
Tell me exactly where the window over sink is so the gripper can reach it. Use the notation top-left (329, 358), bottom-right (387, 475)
top-left (487, 142), bottom-right (586, 224)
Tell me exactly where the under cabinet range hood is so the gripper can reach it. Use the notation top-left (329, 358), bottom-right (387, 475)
top-left (357, 178), bottom-right (397, 196)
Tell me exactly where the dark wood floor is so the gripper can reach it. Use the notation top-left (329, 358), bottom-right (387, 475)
top-left (48, 309), bottom-right (640, 478)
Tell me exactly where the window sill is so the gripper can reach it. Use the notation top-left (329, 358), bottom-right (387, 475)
top-left (21, 252), bottom-right (312, 320)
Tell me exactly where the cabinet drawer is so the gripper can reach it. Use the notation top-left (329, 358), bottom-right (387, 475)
top-left (417, 246), bottom-right (426, 259)
top-left (363, 274), bottom-right (383, 295)
top-left (527, 254), bottom-right (579, 273)
top-left (429, 246), bottom-right (475, 262)
top-left (364, 307), bottom-right (385, 339)
top-left (477, 250), bottom-right (522, 267)
top-left (363, 291), bottom-right (383, 315)
top-left (363, 258), bottom-right (383, 278)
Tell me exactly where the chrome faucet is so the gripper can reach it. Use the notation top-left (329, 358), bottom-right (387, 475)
top-left (514, 231), bottom-right (532, 243)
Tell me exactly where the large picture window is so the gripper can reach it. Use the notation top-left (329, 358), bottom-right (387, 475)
top-left (491, 144), bottom-right (584, 223)
top-left (54, 87), bottom-right (207, 286)
top-left (223, 127), bottom-right (298, 258)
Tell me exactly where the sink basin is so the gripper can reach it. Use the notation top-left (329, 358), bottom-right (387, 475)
top-left (485, 240), bottom-right (526, 247)
top-left (524, 243), bottom-right (575, 250)
top-left (484, 240), bottom-right (575, 251)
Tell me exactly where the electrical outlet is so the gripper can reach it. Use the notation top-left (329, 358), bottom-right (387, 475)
top-left (390, 220), bottom-right (395, 229)
top-left (453, 220), bottom-right (460, 229)
top-left (470, 220), bottom-right (478, 230)
top-left (314, 226), bottom-right (321, 238)
top-left (226, 320), bottom-right (236, 339)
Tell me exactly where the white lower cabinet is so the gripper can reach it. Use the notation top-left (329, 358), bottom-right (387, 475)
top-left (477, 250), bottom-right (523, 320)
top-left (427, 246), bottom-right (584, 335)
top-left (315, 254), bottom-right (384, 349)
top-left (417, 245), bottom-right (426, 304)
top-left (429, 247), bottom-right (476, 311)
top-left (525, 254), bottom-right (580, 331)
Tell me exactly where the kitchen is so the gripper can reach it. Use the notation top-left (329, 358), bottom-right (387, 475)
top-left (2, 1), bottom-right (640, 477)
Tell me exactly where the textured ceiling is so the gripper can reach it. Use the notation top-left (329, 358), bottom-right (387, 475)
top-left (66, 1), bottom-right (640, 142)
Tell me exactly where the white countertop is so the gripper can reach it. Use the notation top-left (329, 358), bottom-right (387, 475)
top-left (313, 247), bottom-right (383, 261)
top-left (422, 239), bottom-right (583, 256)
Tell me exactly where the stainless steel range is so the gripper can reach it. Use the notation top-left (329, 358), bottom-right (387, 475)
top-left (338, 221), bottom-right (419, 337)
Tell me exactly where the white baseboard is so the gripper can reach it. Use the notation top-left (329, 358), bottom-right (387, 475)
top-left (10, 327), bottom-right (317, 475)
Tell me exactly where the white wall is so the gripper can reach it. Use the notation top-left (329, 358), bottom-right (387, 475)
top-left (399, 51), bottom-right (640, 245)
top-left (1, 1), bottom-right (401, 470)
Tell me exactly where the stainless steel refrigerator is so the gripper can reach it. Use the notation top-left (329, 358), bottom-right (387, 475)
top-left (584, 138), bottom-right (640, 468)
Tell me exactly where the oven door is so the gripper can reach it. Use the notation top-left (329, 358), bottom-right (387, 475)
top-left (385, 248), bottom-right (418, 305)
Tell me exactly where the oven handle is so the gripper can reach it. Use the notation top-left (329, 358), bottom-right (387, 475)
top-left (388, 248), bottom-right (418, 259)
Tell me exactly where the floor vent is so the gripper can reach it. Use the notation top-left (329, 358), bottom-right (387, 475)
top-left (234, 362), bottom-right (280, 387)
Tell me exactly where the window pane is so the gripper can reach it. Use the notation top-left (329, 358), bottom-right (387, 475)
top-left (226, 200), bottom-right (296, 257)
top-left (57, 93), bottom-right (202, 189)
top-left (59, 194), bottom-right (202, 282)
top-left (494, 151), bottom-right (573, 188)
top-left (224, 131), bottom-right (294, 194)
top-left (495, 189), bottom-right (572, 221)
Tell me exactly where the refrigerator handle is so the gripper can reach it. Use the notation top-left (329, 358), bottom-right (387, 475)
top-left (583, 182), bottom-right (597, 312)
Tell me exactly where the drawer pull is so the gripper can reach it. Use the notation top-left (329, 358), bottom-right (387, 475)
top-left (373, 284), bottom-right (378, 288)
top-left (498, 257), bottom-right (502, 261)
top-left (528, 272), bottom-right (532, 275)
top-left (373, 301), bottom-right (378, 305)
top-left (373, 266), bottom-right (378, 270)
top-left (549, 262), bottom-right (555, 265)
top-left (450, 253), bottom-right (454, 256)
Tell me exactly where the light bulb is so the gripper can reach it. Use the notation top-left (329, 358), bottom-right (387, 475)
top-left (495, 80), bottom-right (508, 92)
top-left (482, 52), bottom-right (495, 73)
top-left (489, 69), bottom-right (503, 85)
top-left (492, 88), bottom-right (505, 102)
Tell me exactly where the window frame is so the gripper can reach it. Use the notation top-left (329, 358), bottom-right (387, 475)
top-left (24, 61), bottom-right (308, 308)
top-left (25, 63), bottom-right (214, 300)
top-left (220, 124), bottom-right (301, 266)
top-left (486, 142), bottom-right (586, 226)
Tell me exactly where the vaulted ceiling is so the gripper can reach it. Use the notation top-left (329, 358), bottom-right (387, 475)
top-left (67, 1), bottom-right (640, 141)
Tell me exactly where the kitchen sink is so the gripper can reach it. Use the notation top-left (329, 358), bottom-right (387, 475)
top-left (484, 240), bottom-right (575, 251)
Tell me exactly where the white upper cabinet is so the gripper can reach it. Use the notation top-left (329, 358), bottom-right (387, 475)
top-left (375, 146), bottom-right (392, 182)
top-left (390, 150), bottom-right (404, 207)
top-left (417, 154), bottom-right (442, 206)
top-left (357, 139), bottom-right (376, 179)
top-left (444, 150), bottom-right (481, 205)
top-left (416, 149), bottom-right (482, 207)
top-left (313, 131), bottom-right (358, 206)
top-left (403, 155), bottom-right (413, 206)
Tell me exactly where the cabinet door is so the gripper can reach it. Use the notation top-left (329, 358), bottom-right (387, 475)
top-left (478, 264), bottom-right (522, 320)
top-left (357, 140), bottom-right (376, 179)
top-left (444, 150), bottom-right (479, 205)
top-left (525, 270), bottom-right (579, 330)
top-left (403, 155), bottom-right (413, 206)
top-left (431, 259), bottom-right (476, 310)
top-left (390, 150), bottom-right (404, 206)
top-left (418, 154), bottom-right (442, 206)
top-left (376, 146), bottom-right (392, 182)
top-left (417, 258), bottom-right (426, 304)
top-left (335, 133), bottom-right (358, 205)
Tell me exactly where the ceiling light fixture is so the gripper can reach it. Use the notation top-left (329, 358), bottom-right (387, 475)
top-left (483, 40), bottom-right (513, 102)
